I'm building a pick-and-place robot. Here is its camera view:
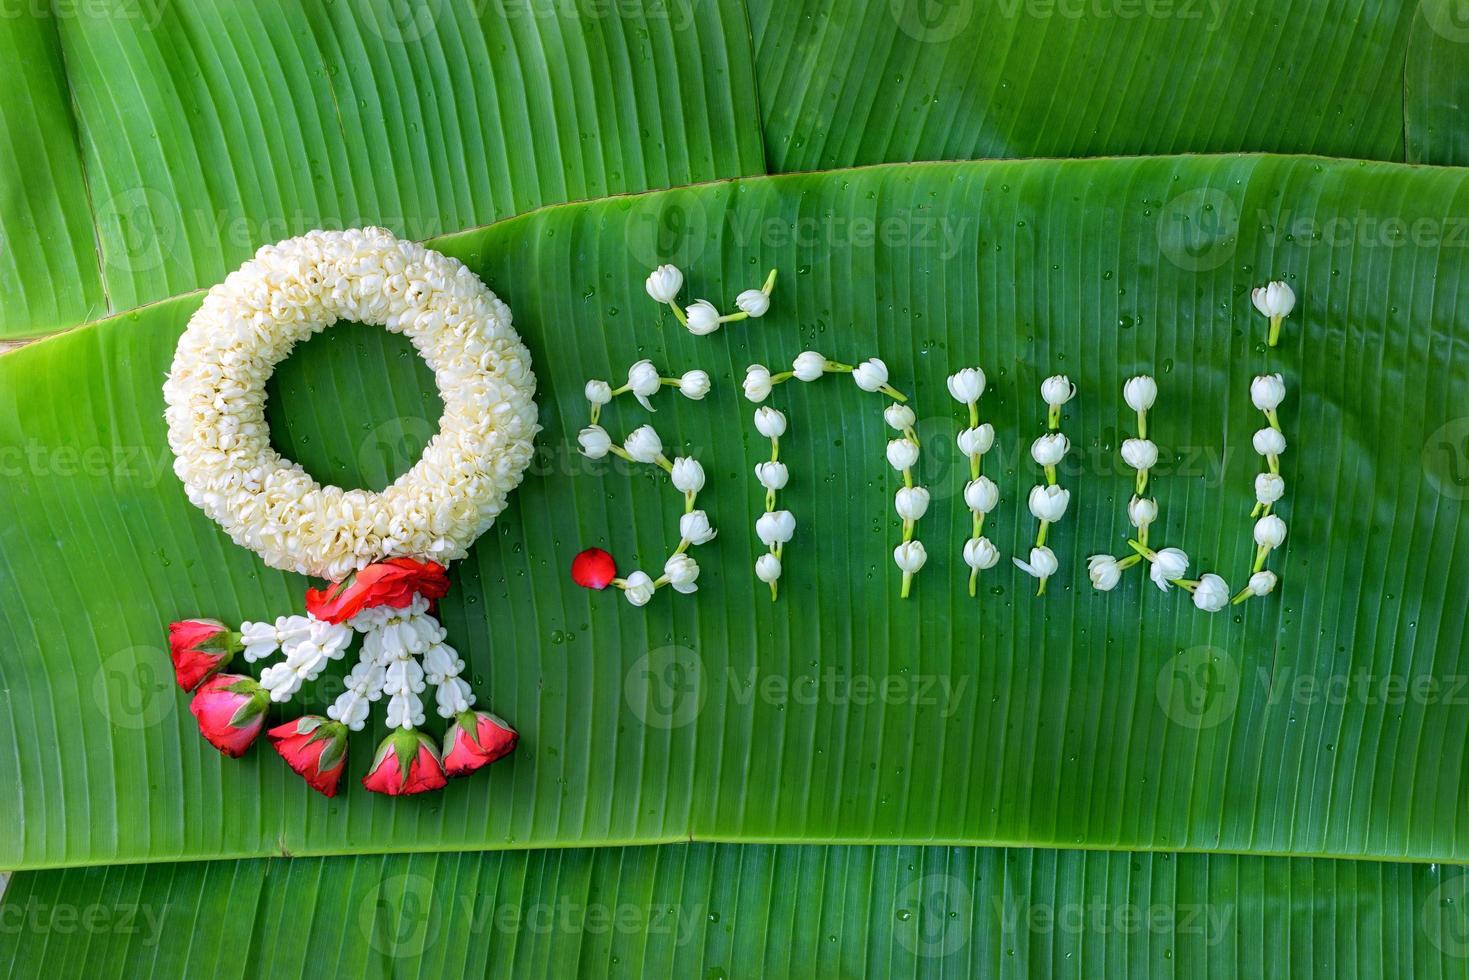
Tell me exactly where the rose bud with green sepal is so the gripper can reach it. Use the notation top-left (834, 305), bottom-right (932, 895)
top-left (268, 716), bottom-right (349, 797)
top-left (362, 729), bottom-right (447, 796)
top-left (189, 674), bottom-right (270, 758)
top-left (167, 619), bottom-right (241, 691)
top-left (443, 710), bottom-right (519, 778)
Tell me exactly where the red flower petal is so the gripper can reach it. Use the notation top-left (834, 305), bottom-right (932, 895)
top-left (306, 558), bottom-right (450, 624)
top-left (571, 548), bottom-right (617, 590)
top-left (444, 711), bottom-right (519, 777)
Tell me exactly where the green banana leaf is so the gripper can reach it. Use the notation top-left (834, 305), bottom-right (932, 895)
top-left (752, 0), bottom-right (1421, 171)
top-left (9, 0), bottom-right (1464, 344)
top-left (1406, 2), bottom-right (1469, 167)
top-left (6, 844), bottom-right (1468, 977)
top-left (2, 154), bottom-right (1468, 871)
top-left (0, 0), bottom-right (764, 338)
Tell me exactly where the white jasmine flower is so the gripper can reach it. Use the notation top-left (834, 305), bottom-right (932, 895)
top-left (670, 457), bottom-right (706, 494)
top-left (578, 425), bottom-right (611, 459)
top-left (743, 364), bottom-right (774, 403)
top-left (1120, 438), bottom-right (1159, 471)
top-left (622, 570), bottom-right (656, 607)
top-left (884, 403), bottom-right (916, 431)
top-left (1123, 375), bottom-right (1157, 413)
top-left (1192, 573), bottom-right (1230, 612)
top-left (964, 476), bottom-right (999, 514)
top-left (1253, 427), bottom-right (1287, 456)
top-left (1013, 546), bottom-right (1059, 580)
top-left (886, 438), bottom-right (920, 472)
top-left (895, 486), bottom-right (930, 521)
top-left (678, 370), bottom-right (711, 400)
top-left (1254, 515), bottom-right (1288, 549)
top-left (624, 425), bottom-right (664, 464)
top-left (755, 553), bottom-right (782, 583)
top-left (1247, 570), bottom-right (1278, 596)
top-left (645, 264), bottom-right (683, 304)
top-left (1255, 472), bottom-right (1285, 505)
top-left (1087, 555), bottom-right (1122, 591)
top-left (963, 537), bottom-right (999, 570)
top-left (852, 358), bottom-right (889, 392)
top-left (792, 351), bottom-right (826, 382)
top-left (946, 368), bottom-right (985, 405)
top-left (584, 379), bottom-right (613, 405)
top-left (754, 406), bottom-right (787, 438)
top-left (679, 510), bottom-right (717, 545)
top-left (663, 553), bottom-right (700, 594)
top-left (1251, 280), bottom-right (1295, 319)
top-left (756, 510), bottom-right (796, 547)
top-left (735, 289), bottom-right (770, 317)
top-left (893, 540), bottom-right (927, 573)
top-left (627, 359), bottom-right (661, 410)
top-left (1028, 484), bottom-right (1070, 522)
top-left (1149, 548), bottom-right (1189, 592)
top-left (755, 460), bottom-right (789, 490)
top-left (1041, 375), bottom-right (1075, 406)
top-left (957, 424), bottom-right (994, 457)
top-left (1128, 496), bottom-right (1158, 529)
top-left (1031, 433), bottom-right (1069, 467)
top-left (1250, 373), bottom-right (1287, 412)
top-left (685, 299), bottom-right (723, 336)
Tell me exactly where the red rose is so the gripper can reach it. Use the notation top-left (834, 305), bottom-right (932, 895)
top-left (571, 548), bottom-right (617, 589)
top-left (189, 674), bottom-right (269, 758)
top-left (443, 710), bottom-right (519, 777)
top-left (305, 558), bottom-right (451, 624)
top-left (268, 716), bottom-right (349, 797)
top-left (362, 730), bottom-right (447, 796)
top-left (168, 619), bottom-right (239, 691)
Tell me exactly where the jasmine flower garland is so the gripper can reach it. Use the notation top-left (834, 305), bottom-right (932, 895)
top-left (1013, 375), bottom-right (1074, 595)
top-left (164, 227), bottom-right (538, 581)
top-left (1087, 375), bottom-right (1156, 592)
top-left (576, 362), bottom-right (717, 606)
top-left (1232, 372), bottom-right (1289, 604)
top-left (947, 367), bottom-right (999, 596)
top-left (644, 264), bottom-right (779, 336)
top-left (165, 228), bottom-right (531, 795)
top-left (745, 352), bottom-right (924, 599)
top-left (1112, 374), bottom-right (1232, 612)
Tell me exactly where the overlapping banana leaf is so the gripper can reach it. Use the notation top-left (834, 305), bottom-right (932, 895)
top-left (0, 0), bottom-right (764, 338)
top-left (10, 0), bottom-right (1466, 342)
top-left (6, 843), bottom-right (1469, 977)
top-left (3, 154), bottom-right (1468, 871)
top-left (751, 0), bottom-right (1422, 171)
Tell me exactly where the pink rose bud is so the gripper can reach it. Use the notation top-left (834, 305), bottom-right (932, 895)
top-left (167, 619), bottom-right (240, 692)
top-left (443, 710), bottom-right (519, 778)
top-left (188, 674), bottom-right (269, 758)
top-left (362, 729), bottom-right (447, 796)
top-left (268, 716), bottom-right (349, 797)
